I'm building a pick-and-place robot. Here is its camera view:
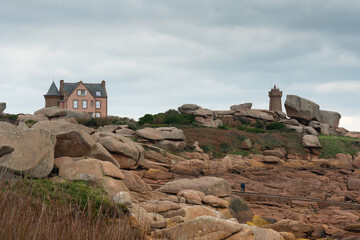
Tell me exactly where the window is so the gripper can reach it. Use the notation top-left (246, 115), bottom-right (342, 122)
top-left (73, 100), bottom-right (78, 109)
top-left (77, 90), bottom-right (87, 96)
top-left (82, 100), bottom-right (87, 109)
top-left (96, 91), bottom-right (101, 97)
top-left (96, 101), bottom-right (101, 109)
top-left (95, 112), bottom-right (101, 118)
top-left (92, 113), bottom-right (95, 117)
top-left (91, 100), bottom-right (94, 107)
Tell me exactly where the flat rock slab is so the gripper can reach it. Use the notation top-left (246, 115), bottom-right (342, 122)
top-left (32, 120), bottom-right (95, 135)
top-left (157, 176), bottom-right (232, 197)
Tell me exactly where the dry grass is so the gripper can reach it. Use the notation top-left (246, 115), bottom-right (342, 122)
top-left (0, 175), bottom-right (144, 240)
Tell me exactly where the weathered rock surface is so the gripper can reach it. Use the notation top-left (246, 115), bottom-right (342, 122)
top-left (97, 125), bottom-right (121, 133)
top-left (144, 168), bottom-right (173, 180)
top-left (157, 177), bottom-right (232, 197)
top-left (348, 179), bottom-right (360, 190)
top-left (35, 106), bottom-right (67, 118)
top-left (230, 103), bottom-right (252, 111)
top-left (157, 127), bottom-right (185, 140)
top-left (0, 122), bottom-right (16, 131)
top-left (319, 110), bottom-right (341, 128)
top-left (161, 215), bottom-right (242, 240)
top-left (115, 128), bottom-right (135, 137)
top-left (59, 158), bottom-right (103, 181)
top-left (135, 128), bottom-right (164, 141)
top-left (0, 128), bottom-right (56, 178)
top-left (100, 135), bottom-right (144, 168)
top-left (121, 170), bottom-right (152, 192)
top-left (112, 191), bottom-right (132, 206)
top-left (0, 102), bottom-right (6, 114)
top-left (18, 114), bottom-right (49, 122)
top-left (302, 135), bottom-right (321, 148)
top-left (285, 95), bottom-right (321, 122)
top-left (32, 120), bottom-right (94, 135)
top-left (234, 109), bottom-right (274, 121)
top-left (177, 189), bottom-right (205, 205)
top-left (99, 161), bottom-right (124, 179)
top-left (90, 142), bottom-right (120, 168)
top-left (98, 176), bottom-right (129, 197)
top-left (141, 200), bottom-right (180, 213)
top-left (203, 195), bottom-right (229, 208)
top-left (55, 130), bottom-right (95, 158)
top-left (265, 219), bottom-right (315, 238)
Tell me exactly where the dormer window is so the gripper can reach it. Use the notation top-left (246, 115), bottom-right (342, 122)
top-left (96, 91), bottom-right (101, 97)
top-left (77, 90), bottom-right (87, 96)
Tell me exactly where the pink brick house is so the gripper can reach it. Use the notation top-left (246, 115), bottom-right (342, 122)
top-left (44, 80), bottom-right (108, 117)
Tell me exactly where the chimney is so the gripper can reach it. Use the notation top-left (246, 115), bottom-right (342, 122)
top-left (101, 80), bottom-right (105, 88)
top-left (60, 80), bottom-right (64, 94)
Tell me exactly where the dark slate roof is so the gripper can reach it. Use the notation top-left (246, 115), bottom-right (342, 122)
top-left (63, 82), bottom-right (107, 98)
top-left (84, 83), bottom-right (107, 98)
top-left (44, 82), bottom-right (61, 96)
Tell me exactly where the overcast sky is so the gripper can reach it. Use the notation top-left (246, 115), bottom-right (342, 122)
top-left (1, 0), bottom-right (359, 130)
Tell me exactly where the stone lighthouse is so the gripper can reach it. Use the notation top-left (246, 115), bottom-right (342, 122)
top-left (268, 85), bottom-right (283, 112)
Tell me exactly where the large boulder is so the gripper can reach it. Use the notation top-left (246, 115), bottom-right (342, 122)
top-left (135, 128), bottom-right (164, 141)
top-left (54, 130), bottom-right (95, 158)
top-left (319, 110), bottom-right (341, 128)
top-left (35, 106), bottom-right (67, 118)
top-left (302, 135), bottom-right (321, 148)
top-left (157, 177), bottom-right (232, 197)
top-left (284, 95), bottom-right (321, 122)
top-left (178, 104), bottom-right (213, 117)
top-left (234, 109), bottom-right (274, 121)
top-left (90, 142), bottom-right (120, 168)
top-left (348, 179), bottom-right (360, 190)
top-left (230, 103), bottom-right (252, 111)
top-left (59, 158), bottom-right (103, 181)
top-left (0, 128), bottom-right (56, 178)
top-left (0, 102), bottom-right (6, 114)
top-left (161, 216), bottom-right (242, 240)
top-left (157, 127), bottom-right (185, 140)
top-left (100, 135), bottom-right (144, 169)
top-left (32, 120), bottom-right (94, 135)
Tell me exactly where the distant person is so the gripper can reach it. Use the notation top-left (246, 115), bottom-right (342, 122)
top-left (240, 183), bottom-right (246, 193)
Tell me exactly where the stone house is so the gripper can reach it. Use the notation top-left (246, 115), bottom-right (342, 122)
top-left (44, 80), bottom-right (108, 117)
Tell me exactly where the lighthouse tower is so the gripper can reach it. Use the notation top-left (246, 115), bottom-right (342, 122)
top-left (268, 85), bottom-right (283, 112)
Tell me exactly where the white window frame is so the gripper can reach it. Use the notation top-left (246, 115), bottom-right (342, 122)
top-left (82, 100), bottom-right (87, 109)
top-left (96, 101), bottom-right (101, 109)
top-left (73, 100), bottom-right (78, 109)
top-left (96, 91), bottom-right (101, 97)
top-left (95, 112), bottom-right (101, 118)
top-left (77, 90), bottom-right (87, 96)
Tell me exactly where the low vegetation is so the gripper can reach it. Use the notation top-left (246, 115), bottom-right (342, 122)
top-left (0, 176), bottom-right (142, 240)
top-left (0, 113), bottom-right (19, 124)
top-left (181, 126), bottom-right (305, 158)
top-left (138, 109), bottom-right (195, 126)
top-left (319, 135), bottom-right (360, 158)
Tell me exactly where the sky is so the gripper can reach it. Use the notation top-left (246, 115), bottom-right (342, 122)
top-left (0, 0), bottom-right (359, 131)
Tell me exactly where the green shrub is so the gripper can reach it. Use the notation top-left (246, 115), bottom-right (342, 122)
top-left (253, 119), bottom-right (266, 129)
top-left (8, 114), bottom-right (18, 121)
top-left (138, 110), bottom-right (195, 126)
top-left (218, 125), bottom-right (231, 130)
top-left (220, 143), bottom-right (231, 152)
top-left (25, 119), bottom-right (38, 127)
top-left (237, 125), bottom-right (266, 133)
top-left (266, 122), bottom-right (286, 131)
top-left (138, 114), bottom-right (154, 125)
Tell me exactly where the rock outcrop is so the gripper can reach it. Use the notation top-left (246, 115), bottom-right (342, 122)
top-left (157, 177), bottom-right (232, 197)
top-left (230, 103), bottom-right (252, 111)
top-left (284, 95), bottom-right (321, 123)
top-left (0, 128), bottom-right (56, 178)
top-left (319, 110), bottom-right (341, 128)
